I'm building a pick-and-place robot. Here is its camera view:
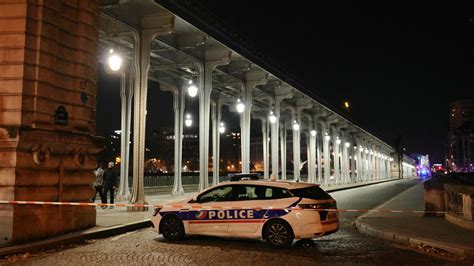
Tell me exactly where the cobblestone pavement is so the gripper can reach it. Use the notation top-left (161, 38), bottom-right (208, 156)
top-left (2, 179), bottom-right (473, 265)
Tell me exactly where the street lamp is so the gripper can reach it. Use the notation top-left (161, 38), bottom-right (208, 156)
top-left (310, 129), bottom-right (317, 137)
top-left (325, 133), bottom-right (331, 141)
top-left (236, 99), bottom-right (245, 113)
top-left (345, 142), bottom-right (350, 148)
top-left (292, 120), bottom-right (300, 131)
top-left (268, 111), bottom-right (277, 124)
top-left (184, 114), bottom-right (192, 127)
top-left (219, 122), bottom-right (226, 133)
top-left (107, 48), bottom-right (122, 71)
top-left (187, 80), bottom-right (198, 98)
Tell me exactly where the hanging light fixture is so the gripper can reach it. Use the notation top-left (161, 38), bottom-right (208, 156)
top-left (310, 129), bottom-right (317, 137)
top-left (236, 99), bottom-right (245, 113)
top-left (184, 114), bottom-right (192, 127)
top-left (336, 137), bottom-right (341, 145)
top-left (107, 48), bottom-right (122, 71)
top-left (325, 132), bottom-right (331, 141)
top-left (345, 142), bottom-right (350, 148)
top-left (187, 80), bottom-right (198, 98)
top-left (219, 122), bottom-right (226, 133)
top-left (292, 120), bottom-right (300, 131)
top-left (268, 111), bottom-right (277, 124)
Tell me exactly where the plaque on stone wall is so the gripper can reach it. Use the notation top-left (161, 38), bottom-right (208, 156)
top-left (54, 106), bottom-right (68, 126)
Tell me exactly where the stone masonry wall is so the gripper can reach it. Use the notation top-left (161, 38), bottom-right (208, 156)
top-left (0, 0), bottom-right (100, 246)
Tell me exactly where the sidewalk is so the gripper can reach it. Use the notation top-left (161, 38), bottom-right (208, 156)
top-left (356, 181), bottom-right (474, 258)
top-left (0, 177), bottom-right (400, 257)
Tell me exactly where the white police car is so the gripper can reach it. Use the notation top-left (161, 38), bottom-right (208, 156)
top-left (151, 180), bottom-right (338, 247)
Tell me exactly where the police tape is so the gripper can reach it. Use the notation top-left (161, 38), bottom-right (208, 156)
top-left (0, 200), bottom-right (471, 214)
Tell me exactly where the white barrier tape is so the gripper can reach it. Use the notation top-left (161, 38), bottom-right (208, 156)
top-left (0, 200), bottom-right (471, 214)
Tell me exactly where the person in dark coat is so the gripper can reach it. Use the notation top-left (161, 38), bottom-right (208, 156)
top-left (91, 163), bottom-right (104, 202)
top-left (101, 161), bottom-right (118, 209)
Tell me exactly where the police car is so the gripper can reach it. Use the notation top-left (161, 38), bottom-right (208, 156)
top-left (151, 180), bottom-right (338, 247)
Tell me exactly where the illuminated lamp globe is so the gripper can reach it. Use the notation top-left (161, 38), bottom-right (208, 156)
top-left (108, 49), bottom-right (122, 71)
top-left (268, 111), bottom-right (277, 124)
top-left (292, 121), bottom-right (300, 131)
top-left (219, 122), bottom-right (226, 134)
top-left (236, 99), bottom-right (245, 113)
top-left (188, 84), bottom-right (198, 98)
top-left (310, 129), bottom-right (317, 137)
top-left (184, 114), bottom-right (192, 127)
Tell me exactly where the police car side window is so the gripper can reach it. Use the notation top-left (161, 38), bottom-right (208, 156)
top-left (232, 185), bottom-right (273, 201)
top-left (272, 188), bottom-right (292, 199)
top-left (197, 186), bottom-right (233, 203)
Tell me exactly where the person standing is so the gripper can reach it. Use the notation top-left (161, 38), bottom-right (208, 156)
top-left (101, 161), bottom-right (118, 209)
top-left (91, 164), bottom-right (104, 203)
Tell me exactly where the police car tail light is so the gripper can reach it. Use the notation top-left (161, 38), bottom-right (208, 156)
top-left (153, 208), bottom-right (162, 216)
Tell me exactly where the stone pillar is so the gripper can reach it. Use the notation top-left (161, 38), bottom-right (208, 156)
top-left (117, 71), bottom-right (132, 200)
top-left (280, 125), bottom-right (287, 180)
top-left (308, 131), bottom-right (316, 183)
top-left (0, 0), bottom-right (100, 246)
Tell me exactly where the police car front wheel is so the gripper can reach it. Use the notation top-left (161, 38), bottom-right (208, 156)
top-left (264, 220), bottom-right (294, 248)
top-left (160, 215), bottom-right (185, 241)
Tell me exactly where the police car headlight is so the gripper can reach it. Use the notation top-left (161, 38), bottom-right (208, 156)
top-left (153, 208), bottom-right (162, 216)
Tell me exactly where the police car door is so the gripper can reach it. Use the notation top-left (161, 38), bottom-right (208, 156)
top-left (228, 185), bottom-right (275, 235)
top-left (188, 185), bottom-right (232, 235)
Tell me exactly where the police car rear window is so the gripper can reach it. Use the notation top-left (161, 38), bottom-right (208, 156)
top-left (289, 186), bottom-right (332, 200)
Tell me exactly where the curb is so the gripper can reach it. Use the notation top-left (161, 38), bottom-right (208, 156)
top-left (356, 218), bottom-right (474, 258)
top-left (0, 219), bottom-right (152, 257)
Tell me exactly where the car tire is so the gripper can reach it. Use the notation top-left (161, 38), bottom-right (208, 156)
top-left (264, 219), bottom-right (294, 248)
top-left (160, 215), bottom-right (185, 241)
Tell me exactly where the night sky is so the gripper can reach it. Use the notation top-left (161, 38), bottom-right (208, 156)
top-left (97, 1), bottom-right (474, 164)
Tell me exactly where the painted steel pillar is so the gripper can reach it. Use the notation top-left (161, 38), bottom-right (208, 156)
top-left (323, 131), bottom-right (330, 186)
top-left (130, 23), bottom-right (173, 210)
top-left (333, 135), bottom-right (341, 184)
top-left (261, 118), bottom-right (269, 179)
top-left (316, 137), bottom-right (322, 183)
top-left (240, 84), bottom-right (252, 173)
top-left (196, 50), bottom-right (230, 192)
top-left (117, 71), bottom-right (133, 200)
top-left (270, 104), bottom-right (280, 178)
top-left (270, 91), bottom-right (292, 179)
top-left (342, 140), bottom-right (349, 183)
top-left (350, 145), bottom-right (357, 182)
top-left (308, 131), bottom-right (317, 183)
top-left (212, 99), bottom-right (223, 186)
top-left (292, 122), bottom-right (301, 181)
top-left (240, 70), bottom-right (268, 174)
top-left (280, 125), bottom-right (287, 180)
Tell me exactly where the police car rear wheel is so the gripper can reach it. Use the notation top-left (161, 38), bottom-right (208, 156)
top-left (265, 220), bottom-right (294, 248)
top-left (160, 215), bottom-right (185, 241)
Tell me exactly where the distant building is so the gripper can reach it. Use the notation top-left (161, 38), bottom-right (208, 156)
top-left (447, 99), bottom-right (474, 172)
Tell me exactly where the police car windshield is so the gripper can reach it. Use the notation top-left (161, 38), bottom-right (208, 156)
top-left (289, 186), bottom-right (332, 200)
